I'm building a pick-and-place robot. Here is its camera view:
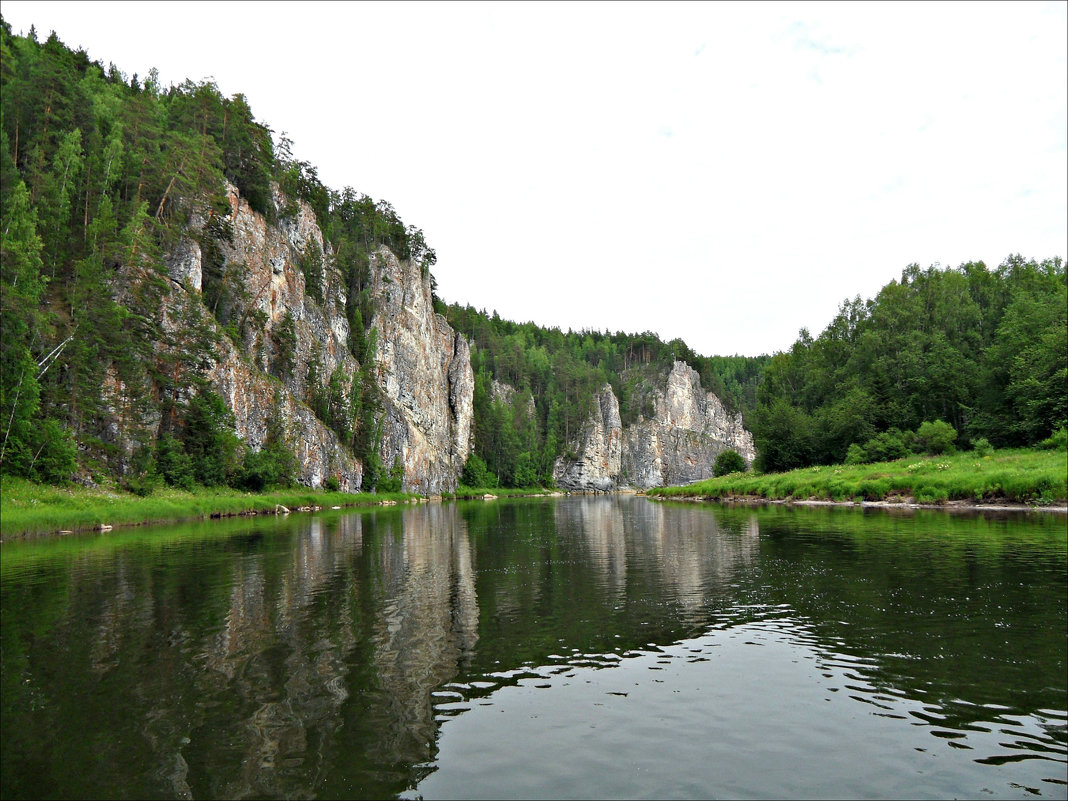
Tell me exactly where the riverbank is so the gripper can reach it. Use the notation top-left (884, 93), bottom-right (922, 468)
top-left (646, 447), bottom-right (1067, 510)
top-left (0, 477), bottom-right (561, 539)
top-left (0, 476), bottom-right (423, 539)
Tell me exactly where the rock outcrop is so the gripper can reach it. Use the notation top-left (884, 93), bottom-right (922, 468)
top-left (368, 247), bottom-right (473, 493)
top-left (107, 180), bottom-right (474, 493)
top-left (553, 361), bottom-right (755, 491)
top-left (552, 387), bottom-right (622, 492)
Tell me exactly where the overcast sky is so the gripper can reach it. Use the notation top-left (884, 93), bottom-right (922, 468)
top-left (4, 1), bottom-right (1066, 356)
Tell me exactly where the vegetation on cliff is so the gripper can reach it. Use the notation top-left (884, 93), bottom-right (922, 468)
top-left (440, 303), bottom-right (767, 488)
top-left (0, 20), bottom-right (430, 492)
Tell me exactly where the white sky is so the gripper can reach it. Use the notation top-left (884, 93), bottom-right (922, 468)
top-left (3, 1), bottom-right (1066, 356)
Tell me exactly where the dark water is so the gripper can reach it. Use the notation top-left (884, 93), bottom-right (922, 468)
top-left (1, 497), bottom-right (1065, 800)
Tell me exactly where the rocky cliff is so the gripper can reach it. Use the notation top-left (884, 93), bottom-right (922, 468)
top-left (113, 180), bottom-right (473, 492)
top-left (553, 361), bottom-right (755, 491)
top-left (368, 247), bottom-right (473, 493)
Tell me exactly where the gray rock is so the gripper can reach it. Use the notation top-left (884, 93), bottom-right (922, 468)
top-left (554, 361), bottom-right (756, 491)
top-left (368, 247), bottom-right (473, 494)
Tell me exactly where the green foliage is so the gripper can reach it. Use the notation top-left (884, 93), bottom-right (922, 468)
top-left (844, 443), bottom-right (868, 465)
top-left (651, 447), bottom-right (1066, 506)
top-left (3, 23), bottom-right (1063, 501)
top-left (713, 449), bottom-right (747, 477)
top-left (972, 437), bottom-right (993, 457)
top-left (445, 303), bottom-right (769, 488)
top-left (376, 455), bottom-right (404, 494)
top-left (272, 311), bottom-right (297, 380)
top-left (236, 405), bottom-right (297, 491)
top-left (752, 399), bottom-right (816, 473)
top-left (121, 443), bottom-right (162, 496)
top-left (1038, 427), bottom-right (1067, 451)
top-left (16, 419), bottom-right (78, 483)
top-left (862, 428), bottom-right (910, 462)
top-left (461, 453), bottom-right (494, 489)
top-left (298, 237), bottom-right (324, 305)
top-left (915, 419), bottom-right (958, 455)
top-left (179, 387), bottom-right (240, 486)
top-left (156, 432), bottom-right (194, 490)
top-left (753, 258), bottom-right (1067, 469)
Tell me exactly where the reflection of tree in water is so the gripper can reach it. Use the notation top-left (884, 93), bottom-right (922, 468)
top-left (3, 500), bottom-right (1062, 800)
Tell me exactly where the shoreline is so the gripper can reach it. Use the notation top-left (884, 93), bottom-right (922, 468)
top-left (648, 493), bottom-right (1068, 514)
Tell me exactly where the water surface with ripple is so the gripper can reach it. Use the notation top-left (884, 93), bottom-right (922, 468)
top-left (1, 496), bottom-right (1064, 799)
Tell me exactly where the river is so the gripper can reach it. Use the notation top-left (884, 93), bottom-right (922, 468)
top-left (1, 496), bottom-right (1065, 799)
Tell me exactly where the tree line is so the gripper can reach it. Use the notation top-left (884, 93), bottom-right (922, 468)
top-left (752, 257), bottom-right (1066, 472)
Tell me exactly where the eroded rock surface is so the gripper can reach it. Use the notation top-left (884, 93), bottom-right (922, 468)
top-left (368, 247), bottom-right (473, 493)
top-left (554, 361), bottom-right (755, 491)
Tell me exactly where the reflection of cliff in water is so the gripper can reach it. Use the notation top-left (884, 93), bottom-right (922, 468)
top-left (359, 504), bottom-right (478, 780)
top-left (181, 506), bottom-right (479, 800)
top-left (22, 506), bottom-right (479, 800)
top-left (4, 498), bottom-right (1062, 801)
top-left (174, 515), bottom-right (367, 800)
top-left (552, 497), bottom-right (759, 629)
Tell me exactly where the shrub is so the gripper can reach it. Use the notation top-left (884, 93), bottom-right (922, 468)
top-left (461, 453), bottom-right (494, 488)
top-left (27, 420), bottom-right (78, 484)
top-left (325, 475), bottom-right (340, 492)
top-left (156, 433), bottom-right (195, 490)
top-left (377, 456), bottom-right (404, 493)
top-left (915, 420), bottom-right (958, 455)
top-left (714, 449), bottom-right (747, 476)
top-left (863, 428), bottom-right (910, 461)
top-left (237, 444), bottom-right (297, 491)
top-left (1039, 427), bottom-right (1067, 450)
top-left (844, 443), bottom-right (868, 465)
top-left (914, 485), bottom-right (949, 504)
top-left (972, 437), bottom-right (993, 457)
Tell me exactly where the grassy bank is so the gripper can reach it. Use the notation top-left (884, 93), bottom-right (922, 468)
top-left (647, 448), bottom-right (1067, 506)
top-left (0, 478), bottom-right (566, 539)
top-left (0, 476), bottom-right (420, 538)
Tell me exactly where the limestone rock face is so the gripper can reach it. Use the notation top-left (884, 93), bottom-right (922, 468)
top-left (552, 386), bottom-right (623, 492)
top-left (553, 361), bottom-right (755, 491)
top-left (118, 260), bottom-right (363, 490)
top-left (97, 180), bottom-right (472, 493)
top-left (126, 181), bottom-right (362, 488)
top-left (215, 182), bottom-right (357, 401)
top-left (491, 379), bottom-right (536, 417)
top-left (368, 247), bottom-right (473, 493)
top-left (622, 361), bottom-right (756, 488)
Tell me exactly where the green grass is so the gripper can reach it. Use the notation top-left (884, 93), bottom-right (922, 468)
top-left (647, 447), bottom-right (1068, 506)
top-left (0, 476), bottom-right (421, 538)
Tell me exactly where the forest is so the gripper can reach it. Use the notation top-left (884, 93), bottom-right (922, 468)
top-left (752, 257), bottom-right (1066, 472)
top-left (1, 20), bottom-right (1064, 493)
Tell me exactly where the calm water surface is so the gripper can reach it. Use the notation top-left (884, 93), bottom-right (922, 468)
top-left (1, 496), bottom-right (1065, 799)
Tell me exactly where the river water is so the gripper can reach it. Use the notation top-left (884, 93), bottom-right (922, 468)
top-left (1, 496), bottom-right (1065, 799)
